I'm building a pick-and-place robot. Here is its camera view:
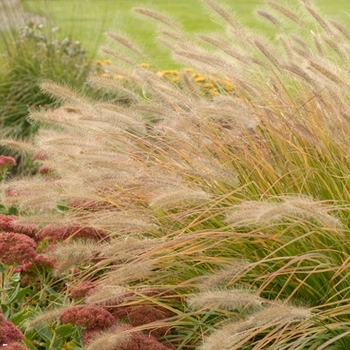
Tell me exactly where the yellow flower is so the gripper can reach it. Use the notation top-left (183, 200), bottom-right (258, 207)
top-left (162, 69), bottom-right (179, 75)
top-left (172, 76), bottom-right (179, 83)
top-left (209, 89), bottom-right (218, 97)
top-left (224, 80), bottom-right (235, 91)
top-left (202, 83), bottom-right (214, 89)
top-left (140, 62), bottom-right (153, 68)
top-left (194, 77), bottom-right (205, 83)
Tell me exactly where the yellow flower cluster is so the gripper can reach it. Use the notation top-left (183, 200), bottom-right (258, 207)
top-left (156, 68), bottom-right (235, 97)
top-left (93, 60), bottom-right (235, 97)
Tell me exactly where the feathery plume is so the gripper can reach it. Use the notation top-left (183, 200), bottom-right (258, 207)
top-left (99, 46), bottom-right (137, 67)
top-left (226, 196), bottom-right (341, 228)
top-left (200, 261), bottom-right (253, 289)
top-left (133, 7), bottom-right (181, 30)
top-left (329, 19), bottom-right (350, 41)
top-left (201, 0), bottom-right (242, 30)
top-left (303, 4), bottom-right (334, 35)
top-left (251, 304), bottom-right (311, 326)
top-left (179, 71), bottom-right (201, 100)
top-left (312, 33), bottom-right (325, 57)
top-left (102, 260), bottom-right (155, 285)
top-left (323, 35), bottom-right (348, 61)
top-left (88, 75), bottom-right (141, 102)
top-left (48, 240), bottom-right (101, 275)
top-left (25, 307), bottom-right (69, 329)
top-left (100, 236), bottom-right (162, 261)
top-left (307, 58), bottom-right (345, 85)
top-left (106, 32), bottom-right (145, 57)
top-left (0, 139), bottom-right (36, 155)
top-left (40, 81), bottom-right (90, 106)
top-left (187, 288), bottom-right (264, 311)
top-left (85, 285), bottom-right (131, 306)
top-left (88, 211), bottom-right (157, 234)
top-left (200, 319), bottom-right (253, 350)
top-left (256, 9), bottom-right (281, 28)
top-left (197, 33), bottom-right (250, 64)
top-left (290, 34), bottom-right (309, 51)
top-left (84, 328), bottom-right (131, 350)
top-left (283, 63), bottom-right (316, 86)
top-left (253, 36), bottom-right (283, 69)
top-left (266, 1), bottom-right (307, 27)
top-left (150, 187), bottom-right (211, 209)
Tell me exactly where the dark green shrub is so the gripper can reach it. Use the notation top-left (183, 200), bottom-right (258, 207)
top-left (0, 23), bottom-right (95, 174)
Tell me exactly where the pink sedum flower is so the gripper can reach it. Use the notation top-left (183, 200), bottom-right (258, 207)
top-left (38, 224), bottom-right (109, 242)
top-left (127, 305), bottom-right (169, 337)
top-left (32, 151), bottom-right (49, 161)
top-left (0, 232), bottom-right (36, 266)
top-left (11, 222), bottom-right (40, 239)
top-left (70, 281), bottom-right (96, 299)
top-left (38, 166), bottom-right (53, 174)
top-left (0, 214), bottom-right (16, 232)
top-left (59, 305), bottom-right (115, 330)
top-left (0, 314), bottom-right (24, 344)
top-left (0, 215), bottom-right (39, 240)
top-left (0, 155), bottom-right (16, 168)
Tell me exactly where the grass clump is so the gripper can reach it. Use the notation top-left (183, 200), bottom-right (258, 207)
top-left (0, 22), bottom-right (94, 175)
top-left (2, 0), bottom-right (350, 349)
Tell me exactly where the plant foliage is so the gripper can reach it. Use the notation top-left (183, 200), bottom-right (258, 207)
top-left (2, 0), bottom-right (350, 349)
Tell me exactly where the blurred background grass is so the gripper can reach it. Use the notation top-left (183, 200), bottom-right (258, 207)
top-left (21, 0), bottom-right (350, 69)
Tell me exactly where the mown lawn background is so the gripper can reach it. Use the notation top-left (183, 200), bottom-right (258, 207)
top-left (22, 0), bottom-right (350, 68)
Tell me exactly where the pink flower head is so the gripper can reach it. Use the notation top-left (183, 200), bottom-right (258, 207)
top-left (38, 224), bottom-right (109, 242)
top-left (38, 166), bottom-right (53, 175)
top-left (128, 305), bottom-right (169, 337)
top-left (0, 232), bottom-right (36, 266)
top-left (11, 222), bottom-right (40, 240)
top-left (0, 155), bottom-right (16, 168)
top-left (0, 314), bottom-right (24, 344)
top-left (0, 214), bottom-right (16, 232)
top-left (70, 280), bottom-right (96, 299)
top-left (32, 151), bottom-right (49, 161)
top-left (0, 215), bottom-right (39, 240)
top-left (32, 253), bottom-right (57, 269)
top-left (59, 305), bottom-right (115, 330)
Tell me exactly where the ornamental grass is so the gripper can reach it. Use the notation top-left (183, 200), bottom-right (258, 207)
top-left (2, 0), bottom-right (350, 349)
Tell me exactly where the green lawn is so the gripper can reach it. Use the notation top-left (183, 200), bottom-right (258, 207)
top-left (20, 0), bottom-right (350, 68)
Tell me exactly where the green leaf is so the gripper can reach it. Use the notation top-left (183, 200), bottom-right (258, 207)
top-left (5, 281), bottom-right (21, 304)
top-left (7, 285), bottom-right (34, 305)
top-left (23, 338), bottom-right (39, 350)
top-left (10, 307), bottom-right (35, 325)
top-left (55, 323), bottom-right (76, 337)
top-left (50, 337), bottom-right (64, 350)
top-left (33, 325), bottom-right (53, 342)
top-left (10, 272), bottom-right (21, 283)
top-left (1, 304), bottom-right (9, 318)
